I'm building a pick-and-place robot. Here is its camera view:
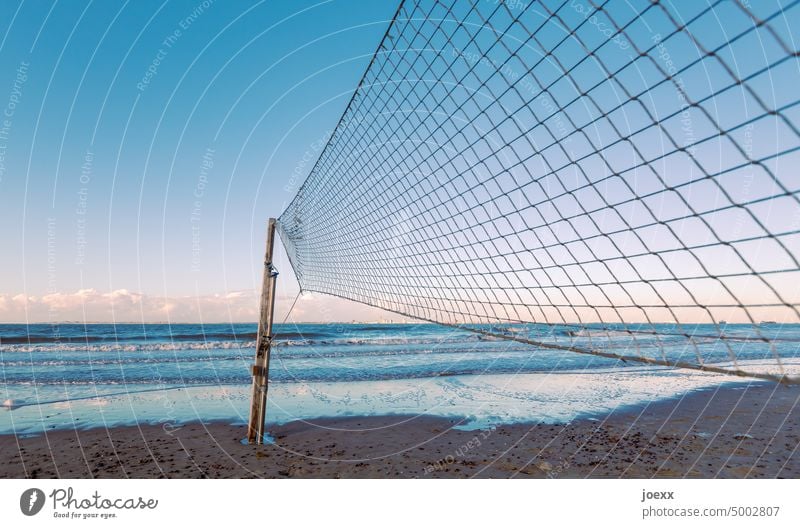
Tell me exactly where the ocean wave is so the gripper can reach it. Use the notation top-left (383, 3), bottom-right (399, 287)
top-left (0, 330), bottom-right (327, 345)
top-left (566, 329), bottom-right (638, 339)
top-left (0, 344), bottom-right (545, 367)
top-left (0, 361), bottom-right (621, 387)
top-left (3, 333), bottom-right (797, 356)
top-left (0, 340), bottom-right (257, 353)
top-left (0, 333), bottom-right (502, 353)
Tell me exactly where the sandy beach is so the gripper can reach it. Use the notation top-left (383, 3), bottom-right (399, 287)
top-left (1, 381), bottom-right (798, 478)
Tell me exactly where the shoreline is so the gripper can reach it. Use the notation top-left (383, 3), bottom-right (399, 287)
top-left (4, 366), bottom-right (790, 436)
top-left (2, 381), bottom-right (798, 478)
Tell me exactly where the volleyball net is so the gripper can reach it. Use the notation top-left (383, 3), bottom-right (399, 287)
top-left (277, 0), bottom-right (800, 383)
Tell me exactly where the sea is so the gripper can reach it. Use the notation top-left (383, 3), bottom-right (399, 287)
top-left (1, 322), bottom-right (799, 434)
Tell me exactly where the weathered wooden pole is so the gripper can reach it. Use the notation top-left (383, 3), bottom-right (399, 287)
top-left (247, 218), bottom-right (279, 444)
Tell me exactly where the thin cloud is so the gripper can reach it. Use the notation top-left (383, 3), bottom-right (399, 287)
top-left (0, 289), bottom-right (406, 323)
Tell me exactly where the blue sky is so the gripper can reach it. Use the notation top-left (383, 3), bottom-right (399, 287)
top-left (1, 0), bottom-right (798, 325)
top-left (0, 0), bottom-right (402, 322)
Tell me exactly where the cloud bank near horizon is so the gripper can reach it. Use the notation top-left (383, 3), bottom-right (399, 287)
top-left (0, 289), bottom-right (403, 324)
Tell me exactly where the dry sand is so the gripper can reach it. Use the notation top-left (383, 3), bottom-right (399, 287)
top-left (1, 381), bottom-right (798, 478)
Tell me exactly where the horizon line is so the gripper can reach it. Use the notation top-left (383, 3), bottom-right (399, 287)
top-left (0, 320), bottom-right (788, 326)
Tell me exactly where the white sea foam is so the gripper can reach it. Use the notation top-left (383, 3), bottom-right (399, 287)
top-left (0, 334), bottom-right (492, 353)
top-left (3, 359), bottom-right (797, 434)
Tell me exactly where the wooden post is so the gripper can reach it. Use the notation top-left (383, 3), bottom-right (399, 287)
top-left (247, 218), bottom-right (279, 444)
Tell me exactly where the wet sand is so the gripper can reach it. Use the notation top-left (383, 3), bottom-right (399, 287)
top-left (1, 381), bottom-right (798, 478)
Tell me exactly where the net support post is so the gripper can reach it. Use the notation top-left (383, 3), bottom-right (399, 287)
top-left (247, 218), bottom-right (279, 445)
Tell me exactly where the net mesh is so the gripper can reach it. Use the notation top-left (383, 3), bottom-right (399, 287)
top-left (277, 0), bottom-right (800, 383)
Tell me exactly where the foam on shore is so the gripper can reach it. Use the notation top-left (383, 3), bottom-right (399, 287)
top-left (3, 359), bottom-right (797, 435)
